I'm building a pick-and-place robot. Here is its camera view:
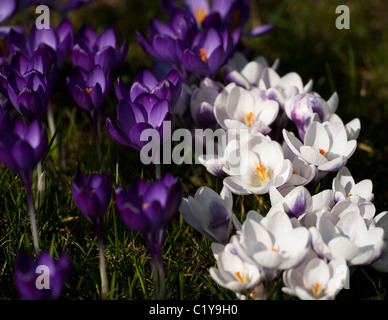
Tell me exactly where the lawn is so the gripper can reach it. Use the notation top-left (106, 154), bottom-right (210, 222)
top-left (1, 0), bottom-right (388, 301)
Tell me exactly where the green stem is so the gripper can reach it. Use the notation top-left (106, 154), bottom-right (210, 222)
top-left (97, 231), bottom-right (109, 299)
top-left (25, 182), bottom-right (39, 256)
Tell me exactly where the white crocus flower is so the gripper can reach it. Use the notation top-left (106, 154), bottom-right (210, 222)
top-left (180, 186), bottom-right (233, 244)
top-left (328, 113), bottom-right (361, 141)
top-left (237, 210), bottom-right (309, 280)
top-left (282, 249), bottom-right (349, 300)
top-left (190, 77), bottom-right (223, 128)
top-left (283, 120), bottom-right (357, 178)
top-left (372, 211), bottom-right (388, 273)
top-left (209, 241), bottom-right (264, 293)
top-left (268, 185), bottom-right (335, 227)
top-left (282, 142), bottom-right (317, 186)
top-left (332, 166), bottom-right (374, 204)
top-left (284, 92), bottom-right (338, 141)
top-left (310, 210), bottom-right (385, 266)
top-left (222, 133), bottom-right (293, 195)
top-left (214, 82), bottom-right (279, 135)
top-left (259, 67), bottom-right (313, 108)
top-left (222, 51), bottom-right (279, 90)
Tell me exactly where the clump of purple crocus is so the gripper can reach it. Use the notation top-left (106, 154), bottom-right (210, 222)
top-left (14, 251), bottom-right (71, 300)
top-left (115, 173), bottom-right (182, 299)
top-left (71, 170), bottom-right (112, 298)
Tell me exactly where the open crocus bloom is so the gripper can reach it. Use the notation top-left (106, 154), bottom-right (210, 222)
top-left (180, 186), bottom-right (233, 244)
top-left (214, 83), bottom-right (279, 135)
top-left (209, 240), bottom-right (263, 294)
top-left (222, 52), bottom-right (278, 90)
top-left (282, 142), bottom-right (317, 186)
top-left (236, 210), bottom-right (309, 280)
top-left (332, 166), bottom-right (374, 204)
top-left (310, 210), bottom-right (385, 266)
top-left (283, 121), bottom-right (357, 178)
top-left (223, 133), bottom-right (292, 195)
top-left (282, 249), bottom-right (349, 300)
top-left (259, 67), bottom-right (313, 108)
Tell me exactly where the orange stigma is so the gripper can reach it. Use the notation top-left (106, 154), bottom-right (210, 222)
top-left (86, 87), bottom-right (93, 94)
top-left (319, 148), bottom-right (326, 156)
top-left (193, 8), bottom-right (206, 24)
top-left (242, 111), bottom-right (254, 127)
top-left (254, 162), bottom-right (269, 182)
top-left (142, 203), bottom-right (148, 209)
top-left (199, 48), bottom-right (207, 62)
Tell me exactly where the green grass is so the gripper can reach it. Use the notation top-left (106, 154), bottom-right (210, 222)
top-left (1, 0), bottom-right (388, 300)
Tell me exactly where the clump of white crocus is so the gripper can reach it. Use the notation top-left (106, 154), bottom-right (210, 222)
top-left (282, 249), bottom-right (349, 300)
top-left (222, 133), bottom-right (293, 195)
top-left (180, 186), bottom-right (233, 244)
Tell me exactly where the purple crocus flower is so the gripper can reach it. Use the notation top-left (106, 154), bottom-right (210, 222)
top-left (0, 117), bottom-right (47, 188)
top-left (71, 170), bottom-right (112, 233)
top-left (71, 170), bottom-right (111, 298)
top-left (160, 0), bottom-right (250, 31)
top-left (0, 116), bottom-right (47, 254)
top-left (182, 27), bottom-right (232, 78)
top-left (116, 173), bottom-right (182, 253)
top-left (14, 251), bottom-right (70, 300)
top-left (116, 69), bottom-right (181, 109)
top-left (115, 173), bottom-right (182, 298)
top-left (0, 50), bottom-right (55, 120)
top-left (8, 19), bottom-right (74, 67)
top-left (67, 65), bottom-right (112, 119)
top-left (136, 8), bottom-right (197, 81)
top-left (71, 25), bottom-right (128, 73)
top-left (106, 90), bottom-right (173, 152)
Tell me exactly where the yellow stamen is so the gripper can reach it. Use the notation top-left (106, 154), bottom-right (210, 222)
top-left (193, 8), bottom-right (206, 24)
top-left (242, 111), bottom-right (254, 127)
top-left (86, 87), bottom-right (93, 94)
top-left (313, 282), bottom-right (322, 298)
top-left (254, 162), bottom-right (269, 182)
top-left (199, 48), bottom-right (207, 62)
top-left (235, 270), bottom-right (247, 283)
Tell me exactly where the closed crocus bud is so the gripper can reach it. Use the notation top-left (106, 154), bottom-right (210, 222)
top-left (71, 25), bottom-right (128, 73)
top-left (71, 170), bottom-right (112, 233)
top-left (180, 186), bottom-right (233, 244)
top-left (0, 117), bottom-right (47, 187)
top-left (66, 65), bottom-right (113, 116)
top-left (14, 251), bottom-right (71, 300)
top-left (115, 173), bottom-right (182, 253)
